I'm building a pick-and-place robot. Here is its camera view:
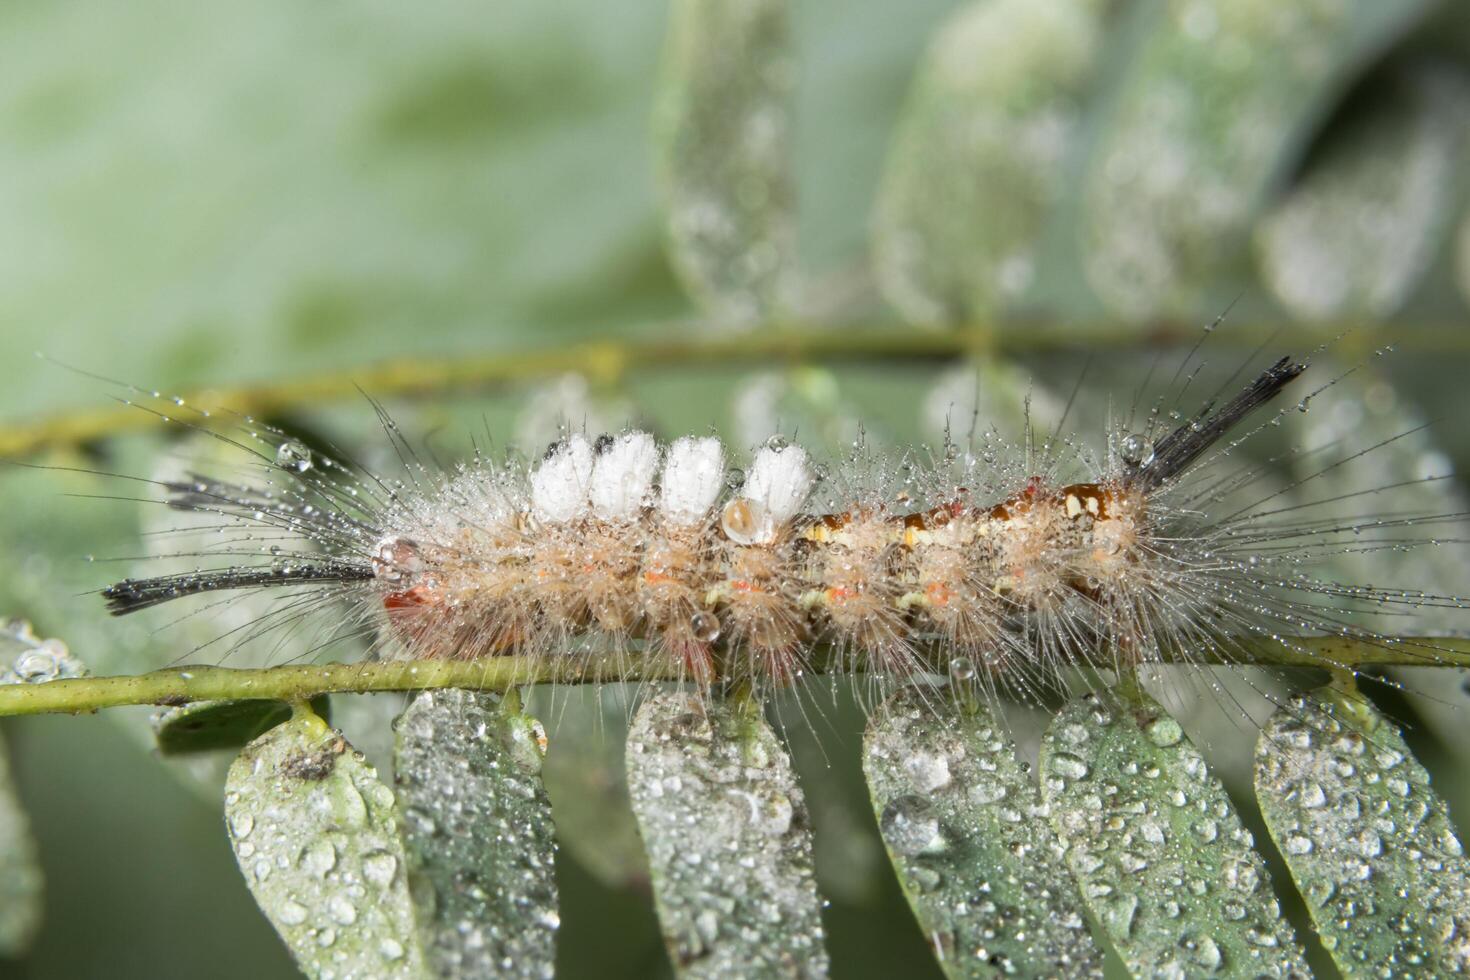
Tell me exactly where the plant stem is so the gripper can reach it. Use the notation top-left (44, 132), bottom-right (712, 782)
top-left (6, 322), bottom-right (1464, 458)
top-left (1, 636), bottom-right (1467, 718)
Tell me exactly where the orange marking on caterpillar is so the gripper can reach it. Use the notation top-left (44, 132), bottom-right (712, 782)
top-left (925, 581), bottom-right (953, 607)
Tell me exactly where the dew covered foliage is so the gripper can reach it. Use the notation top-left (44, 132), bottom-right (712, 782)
top-left (5, 0), bottom-right (1470, 978)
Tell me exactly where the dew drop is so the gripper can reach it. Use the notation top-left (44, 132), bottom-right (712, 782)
top-left (1145, 717), bottom-right (1183, 748)
top-left (903, 751), bottom-right (952, 793)
top-left (879, 795), bottom-right (945, 856)
top-left (274, 440), bottom-right (314, 473)
top-left (1049, 752), bottom-right (1090, 780)
top-left (362, 850), bottom-right (398, 889)
top-left (721, 498), bottom-right (767, 546)
top-left (278, 899), bottom-right (308, 926)
top-left (690, 611), bottom-right (721, 644)
top-left (949, 656), bottom-right (976, 682)
top-left (301, 838), bottom-right (337, 878)
top-left (1120, 433), bottom-right (1156, 468)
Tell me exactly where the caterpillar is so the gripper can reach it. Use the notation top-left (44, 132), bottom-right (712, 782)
top-left (92, 351), bottom-right (1467, 705)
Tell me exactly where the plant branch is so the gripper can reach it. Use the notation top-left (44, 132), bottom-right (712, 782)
top-left (6, 322), bottom-right (1464, 458)
top-left (2, 636), bottom-right (1468, 718)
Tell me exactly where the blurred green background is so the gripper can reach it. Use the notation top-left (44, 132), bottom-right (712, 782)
top-left (3, 1), bottom-right (1470, 977)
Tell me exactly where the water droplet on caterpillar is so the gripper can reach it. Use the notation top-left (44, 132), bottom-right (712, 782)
top-left (690, 611), bottom-right (721, 643)
top-left (1120, 433), bottom-right (1155, 468)
top-left (274, 440), bottom-right (313, 473)
top-left (721, 498), bottom-right (767, 545)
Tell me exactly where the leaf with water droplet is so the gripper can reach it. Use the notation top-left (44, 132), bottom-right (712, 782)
top-left (0, 730), bottom-right (41, 957)
top-left (224, 708), bottom-right (425, 978)
top-left (1082, 0), bottom-right (1437, 317)
top-left (1040, 689), bottom-right (1309, 976)
top-left (153, 696), bottom-right (331, 756)
top-left (1255, 685), bottom-right (1470, 976)
top-left (863, 686), bottom-right (1104, 978)
top-left (656, 0), bottom-right (795, 328)
top-left (394, 688), bottom-right (558, 980)
top-left (626, 691), bottom-right (829, 977)
top-left (0, 619), bottom-right (88, 685)
top-left (872, 0), bottom-right (1106, 327)
top-left (1256, 62), bottom-right (1470, 321)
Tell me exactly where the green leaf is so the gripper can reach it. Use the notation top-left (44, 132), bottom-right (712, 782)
top-left (1256, 62), bottom-right (1470, 320)
top-left (531, 684), bottom-right (650, 890)
top-left (656, 0), bottom-right (796, 327)
top-left (0, 730), bottom-right (41, 958)
top-left (1040, 689), bottom-right (1309, 976)
top-left (1082, 0), bottom-right (1436, 317)
top-left (394, 689), bottom-right (558, 980)
top-left (872, 0), bottom-right (1108, 326)
top-left (626, 691), bottom-right (829, 977)
top-left (863, 685), bottom-right (1104, 977)
top-left (224, 709), bottom-right (425, 978)
top-left (153, 696), bottom-right (331, 756)
top-left (1255, 685), bottom-right (1470, 976)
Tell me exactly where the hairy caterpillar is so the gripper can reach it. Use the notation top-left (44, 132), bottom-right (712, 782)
top-left (92, 350), bottom-right (1467, 706)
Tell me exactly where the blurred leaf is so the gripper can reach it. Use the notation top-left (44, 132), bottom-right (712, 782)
top-left (153, 696), bottom-right (331, 756)
top-left (730, 366), bottom-right (867, 452)
top-left (394, 689), bottom-right (558, 980)
top-left (1458, 204), bottom-right (1470, 311)
top-left (0, 619), bottom-right (88, 685)
top-left (0, 729), bottom-right (42, 958)
top-left (1256, 61), bottom-right (1470, 320)
top-left (1040, 689), bottom-right (1309, 976)
top-left (626, 691), bottom-right (829, 977)
top-left (1255, 685), bottom-right (1470, 975)
top-left (656, 0), bottom-right (796, 327)
top-left (225, 710), bottom-right (425, 978)
top-left (919, 358), bottom-right (1068, 448)
top-left (863, 686), bottom-right (1104, 978)
top-left (531, 684), bottom-right (650, 891)
top-left (872, 0), bottom-right (1107, 326)
top-left (1082, 0), bottom-right (1436, 317)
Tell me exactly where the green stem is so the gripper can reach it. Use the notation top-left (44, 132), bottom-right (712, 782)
top-left (6, 321), bottom-right (1464, 458)
top-left (1, 636), bottom-right (1467, 718)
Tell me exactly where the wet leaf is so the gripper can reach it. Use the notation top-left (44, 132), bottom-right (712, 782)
top-left (1255, 685), bottom-right (1470, 975)
top-left (872, 0), bottom-right (1107, 326)
top-left (0, 730), bottom-right (41, 958)
top-left (153, 696), bottom-right (331, 756)
top-left (626, 691), bottom-right (828, 978)
top-left (394, 689), bottom-right (558, 980)
top-left (224, 709), bottom-right (425, 978)
top-left (1257, 62), bottom-right (1470, 320)
top-left (1082, 0), bottom-right (1436, 317)
top-left (1040, 689), bottom-right (1309, 976)
top-left (656, 0), bottom-right (795, 327)
top-left (0, 619), bottom-right (88, 685)
top-left (863, 686), bottom-right (1103, 978)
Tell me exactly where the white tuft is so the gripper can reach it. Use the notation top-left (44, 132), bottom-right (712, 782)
top-left (659, 436), bottom-right (725, 525)
top-left (591, 431), bottom-right (660, 521)
top-left (530, 433), bottom-right (595, 524)
top-left (739, 442), bottom-right (815, 541)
